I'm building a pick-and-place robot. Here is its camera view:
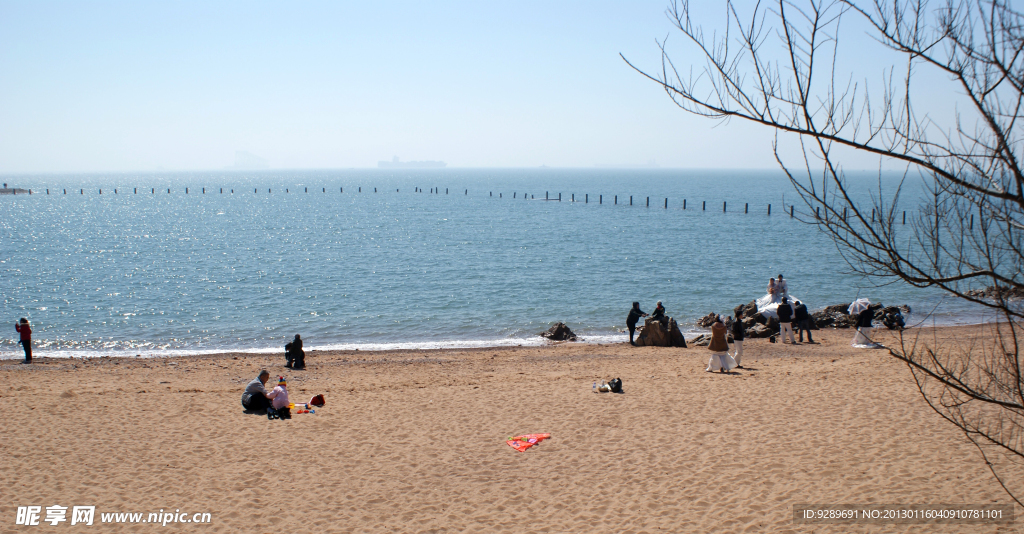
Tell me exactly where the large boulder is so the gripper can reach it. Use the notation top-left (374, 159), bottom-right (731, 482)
top-left (635, 317), bottom-right (687, 347)
top-left (878, 305), bottom-right (910, 330)
top-left (696, 312), bottom-right (718, 328)
top-left (734, 300), bottom-right (758, 319)
top-left (539, 322), bottom-right (577, 341)
top-left (745, 323), bottom-right (772, 338)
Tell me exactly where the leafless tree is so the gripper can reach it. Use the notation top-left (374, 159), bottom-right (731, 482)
top-left (624, 0), bottom-right (1024, 503)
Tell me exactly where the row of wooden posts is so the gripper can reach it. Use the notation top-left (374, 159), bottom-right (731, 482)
top-left (11, 186), bottom-right (911, 224)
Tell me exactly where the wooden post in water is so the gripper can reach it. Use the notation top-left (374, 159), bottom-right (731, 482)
top-left (664, 198), bottom-right (668, 209)
top-left (745, 203), bottom-right (749, 213)
top-left (615, 195), bottom-right (617, 205)
top-left (571, 193), bottom-right (574, 202)
top-left (135, 188), bottom-right (137, 194)
top-left (186, 188), bottom-right (188, 194)
top-left (684, 199), bottom-right (686, 209)
top-left (702, 201), bottom-right (705, 211)
top-left (599, 195), bottom-right (602, 204)
top-left (630, 195), bottom-right (632, 206)
top-left (971, 214), bottom-right (974, 230)
top-left (768, 204), bottom-right (772, 215)
top-left (790, 205), bottom-right (794, 217)
top-left (903, 211), bottom-right (906, 224)
top-left (99, 189), bottom-right (102, 194)
top-left (546, 191), bottom-right (549, 200)
top-left (723, 201), bottom-right (727, 212)
top-left (646, 196), bottom-right (649, 207)
top-left (816, 206), bottom-right (820, 218)
top-left (558, 192), bottom-right (561, 201)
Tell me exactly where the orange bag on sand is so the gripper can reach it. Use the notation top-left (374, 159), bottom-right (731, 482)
top-left (506, 433), bottom-right (551, 452)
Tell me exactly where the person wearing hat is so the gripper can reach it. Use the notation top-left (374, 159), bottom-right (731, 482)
top-left (266, 376), bottom-right (291, 419)
top-left (241, 369), bottom-right (272, 412)
top-left (625, 302), bottom-right (648, 345)
top-left (14, 318), bottom-right (31, 363)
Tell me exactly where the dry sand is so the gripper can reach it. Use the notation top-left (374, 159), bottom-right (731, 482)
top-left (2, 326), bottom-right (1021, 533)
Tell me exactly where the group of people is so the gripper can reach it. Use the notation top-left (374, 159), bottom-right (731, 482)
top-left (241, 370), bottom-right (293, 419)
top-left (625, 301), bottom-right (667, 344)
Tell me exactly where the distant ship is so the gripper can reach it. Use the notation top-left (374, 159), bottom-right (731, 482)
top-left (378, 156), bottom-right (446, 169)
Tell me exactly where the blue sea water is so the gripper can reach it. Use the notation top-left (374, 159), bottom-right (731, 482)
top-left (0, 168), bottom-right (989, 358)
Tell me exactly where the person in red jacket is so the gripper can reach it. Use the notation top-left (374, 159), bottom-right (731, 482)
top-left (15, 318), bottom-right (31, 363)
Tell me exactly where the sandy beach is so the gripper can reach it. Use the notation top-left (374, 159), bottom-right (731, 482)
top-left (2, 325), bottom-right (1020, 533)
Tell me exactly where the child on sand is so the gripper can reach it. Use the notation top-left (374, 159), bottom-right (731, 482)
top-left (266, 376), bottom-right (291, 419)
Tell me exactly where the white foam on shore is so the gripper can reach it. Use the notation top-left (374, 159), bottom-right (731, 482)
top-left (0, 333), bottom-right (633, 360)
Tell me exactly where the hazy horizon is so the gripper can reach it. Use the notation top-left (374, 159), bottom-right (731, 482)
top-left (0, 1), bottom-right (959, 174)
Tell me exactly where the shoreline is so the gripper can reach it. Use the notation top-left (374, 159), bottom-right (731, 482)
top-left (0, 323), bottom-right (988, 363)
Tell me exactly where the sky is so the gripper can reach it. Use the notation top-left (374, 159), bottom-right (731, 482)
top-left (0, 0), bottom-right (958, 172)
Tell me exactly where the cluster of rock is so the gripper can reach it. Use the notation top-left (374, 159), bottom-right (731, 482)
top-left (634, 317), bottom-right (687, 347)
top-left (964, 285), bottom-right (1024, 300)
top-left (539, 322), bottom-right (577, 341)
top-left (690, 300), bottom-right (914, 339)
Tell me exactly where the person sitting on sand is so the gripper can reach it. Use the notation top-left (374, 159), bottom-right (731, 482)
top-left (267, 376), bottom-right (291, 419)
top-left (241, 369), bottom-right (272, 412)
top-left (706, 316), bottom-right (737, 373)
top-left (650, 301), bottom-right (667, 324)
top-left (626, 302), bottom-right (648, 345)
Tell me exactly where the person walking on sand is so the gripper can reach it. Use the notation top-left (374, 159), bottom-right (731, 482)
top-left (730, 315), bottom-right (745, 367)
top-left (793, 300), bottom-right (815, 343)
top-left (706, 316), bottom-right (737, 373)
top-left (777, 297), bottom-right (796, 344)
top-left (241, 369), bottom-right (272, 412)
top-left (15, 318), bottom-right (31, 363)
top-left (626, 302), bottom-right (648, 345)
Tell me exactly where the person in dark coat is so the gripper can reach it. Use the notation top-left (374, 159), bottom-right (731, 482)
top-left (793, 300), bottom-right (815, 343)
top-left (626, 302), bottom-right (648, 345)
top-left (777, 297), bottom-right (795, 344)
top-left (650, 301), bottom-right (667, 324)
top-left (730, 315), bottom-right (746, 367)
top-left (286, 334), bottom-right (305, 369)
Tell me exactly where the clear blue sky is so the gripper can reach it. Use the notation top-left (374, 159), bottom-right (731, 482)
top-left (0, 1), bottom-right (951, 172)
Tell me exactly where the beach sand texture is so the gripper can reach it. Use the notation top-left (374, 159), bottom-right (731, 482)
top-left (1, 326), bottom-right (1019, 533)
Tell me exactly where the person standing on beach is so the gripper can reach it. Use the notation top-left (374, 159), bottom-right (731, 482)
top-left (706, 316), bottom-right (736, 373)
top-left (241, 370), bottom-right (272, 412)
top-left (626, 302), bottom-right (647, 345)
top-left (15, 318), bottom-right (31, 363)
top-left (730, 315), bottom-right (745, 368)
top-left (793, 300), bottom-right (815, 343)
top-left (777, 297), bottom-right (796, 344)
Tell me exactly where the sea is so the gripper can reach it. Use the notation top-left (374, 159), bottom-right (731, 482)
top-left (0, 168), bottom-right (991, 359)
